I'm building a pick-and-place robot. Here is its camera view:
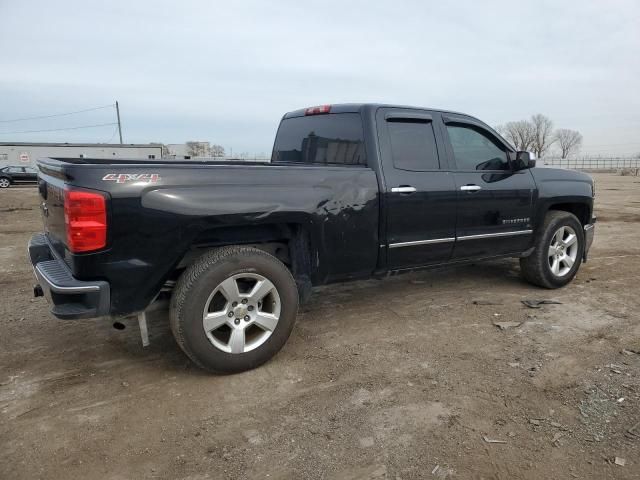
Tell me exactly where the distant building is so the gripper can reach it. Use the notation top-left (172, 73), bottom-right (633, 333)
top-left (164, 143), bottom-right (269, 162)
top-left (0, 142), bottom-right (163, 168)
top-left (164, 143), bottom-right (190, 158)
top-left (165, 142), bottom-right (216, 159)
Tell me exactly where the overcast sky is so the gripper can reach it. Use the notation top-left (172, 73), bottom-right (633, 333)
top-left (1, 0), bottom-right (639, 156)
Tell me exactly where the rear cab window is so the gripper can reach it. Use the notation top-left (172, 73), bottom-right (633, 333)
top-left (272, 113), bottom-right (366, 166)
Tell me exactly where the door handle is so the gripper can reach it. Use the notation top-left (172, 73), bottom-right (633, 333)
top-left (391, 186), bottom-right (417, 194)
top-left (460, 185), bottom-right (482, 192)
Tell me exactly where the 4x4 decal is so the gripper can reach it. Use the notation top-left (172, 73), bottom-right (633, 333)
top-left (102, 173), bottom-right (160, 184)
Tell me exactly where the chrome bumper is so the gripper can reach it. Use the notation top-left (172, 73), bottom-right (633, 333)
top-left (28, 233), bottom-right (110, 320)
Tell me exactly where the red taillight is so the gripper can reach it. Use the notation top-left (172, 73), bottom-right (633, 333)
top-left (64, 189), bottom-right (107, 253)
top-left (304, 104), bottom-right (331, 115)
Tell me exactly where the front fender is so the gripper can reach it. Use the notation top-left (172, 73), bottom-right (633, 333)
top-left (530, 167), bottom-right (594, 228)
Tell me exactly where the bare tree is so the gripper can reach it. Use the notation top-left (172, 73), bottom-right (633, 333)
top-left (210, 144), bottom-right (225, 158)
top-left (498, 120), bottom-right (536, 151)
top-left (554, 129), bottom-right (583, 159)
top-left (530, 114), bottom-right (555, 158)
top-left (186, 141), bottom-right (210, 157)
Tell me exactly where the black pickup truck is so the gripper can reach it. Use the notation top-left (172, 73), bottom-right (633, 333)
top-left (29, 103), bottom-right (595, 373)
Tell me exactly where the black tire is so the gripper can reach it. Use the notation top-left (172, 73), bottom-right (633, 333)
top-left (520, 211), bottom-right (584, 288)
top-left (0, 177), bottom-right (11, 188)
top-left (170, 246), bottom-right (298, 373)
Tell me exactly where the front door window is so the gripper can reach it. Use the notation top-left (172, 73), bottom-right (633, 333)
top-left (447, 124), bottom-right (509, 171)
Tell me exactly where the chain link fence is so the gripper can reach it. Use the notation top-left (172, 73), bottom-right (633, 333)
top-left (540, 157), bottom-right (640, 170)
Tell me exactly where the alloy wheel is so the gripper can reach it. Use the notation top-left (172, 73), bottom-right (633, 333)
top-left (548, 226), bottom-right (579, 277)
top-left (202, 273), bottom-right (281, 353)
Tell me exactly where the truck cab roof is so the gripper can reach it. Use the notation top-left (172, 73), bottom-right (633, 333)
top-left (282, 103), bottom-right (507, 151)
top-left (283, 103), bottom-right (473, 119)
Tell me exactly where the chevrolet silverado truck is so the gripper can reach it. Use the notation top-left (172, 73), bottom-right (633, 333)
top-left (28, 103), bottom-right (596, 373)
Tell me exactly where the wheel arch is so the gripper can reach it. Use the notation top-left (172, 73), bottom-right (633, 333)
top-left (170, 222), bottom-right (316, 294)
top-left (546, 201), bottom-right (591, 226)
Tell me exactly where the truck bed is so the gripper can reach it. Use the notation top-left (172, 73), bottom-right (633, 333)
top-left (35, 157), bottom-right (380, 316)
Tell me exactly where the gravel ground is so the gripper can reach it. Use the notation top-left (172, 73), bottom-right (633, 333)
top-left (1, 173), bottom-right (639, 480)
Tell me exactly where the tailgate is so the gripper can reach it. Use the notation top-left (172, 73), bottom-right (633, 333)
top-left (38, 168), bottom-right (68, 258)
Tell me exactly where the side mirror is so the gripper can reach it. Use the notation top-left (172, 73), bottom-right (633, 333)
top-left (512, 151), bottom-right (536, 170)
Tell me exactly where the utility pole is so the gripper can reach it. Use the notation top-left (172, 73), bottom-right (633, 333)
top-left (115, 101), bottom-right (123, 144)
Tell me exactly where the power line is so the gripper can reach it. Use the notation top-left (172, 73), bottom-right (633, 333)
top-left (0, 122), bottom-right (119, 135)
top-left (103, 125), bottom-right (120, 143)
top-left (0, 104), bottom-right (115, 123)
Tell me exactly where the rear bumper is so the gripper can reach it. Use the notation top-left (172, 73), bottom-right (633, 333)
top-left (28, 233), bottom-right (110, 320)
top-left (583, 216), bottom-right (596, 260)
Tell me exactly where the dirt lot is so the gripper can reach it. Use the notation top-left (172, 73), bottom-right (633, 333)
top-left (1, 174), bottom-right (639, 480)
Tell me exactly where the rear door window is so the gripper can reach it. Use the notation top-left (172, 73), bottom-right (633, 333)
top-left (387, 119), bottom-right (440, 171)
top-left (272, 113), bottom-right (366, 165)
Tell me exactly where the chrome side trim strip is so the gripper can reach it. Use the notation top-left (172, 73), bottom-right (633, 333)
top-left (456, 230), bottom-right (533, 241)
top-left (389, 237), bottom-right (456, 249)
top-left (584, 223), bottom-right (594, 232)
top-left (387, 230), bottom-right (533, 248)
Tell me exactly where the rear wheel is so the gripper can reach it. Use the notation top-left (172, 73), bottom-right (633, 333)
top-left (0, 178), bottom-right (10, 188)
top-left (520, 211), bottom-right (584, 288)
top-left (170, 246), bottom-right (298, 373)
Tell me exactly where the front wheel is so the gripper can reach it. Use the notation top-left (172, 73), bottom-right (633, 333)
top-left (170, 246), bottom-right (298, 373)
top-left (0, 178), bottom-right (10, 188)
top-left (520, 211), bottom-right (584, 288)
